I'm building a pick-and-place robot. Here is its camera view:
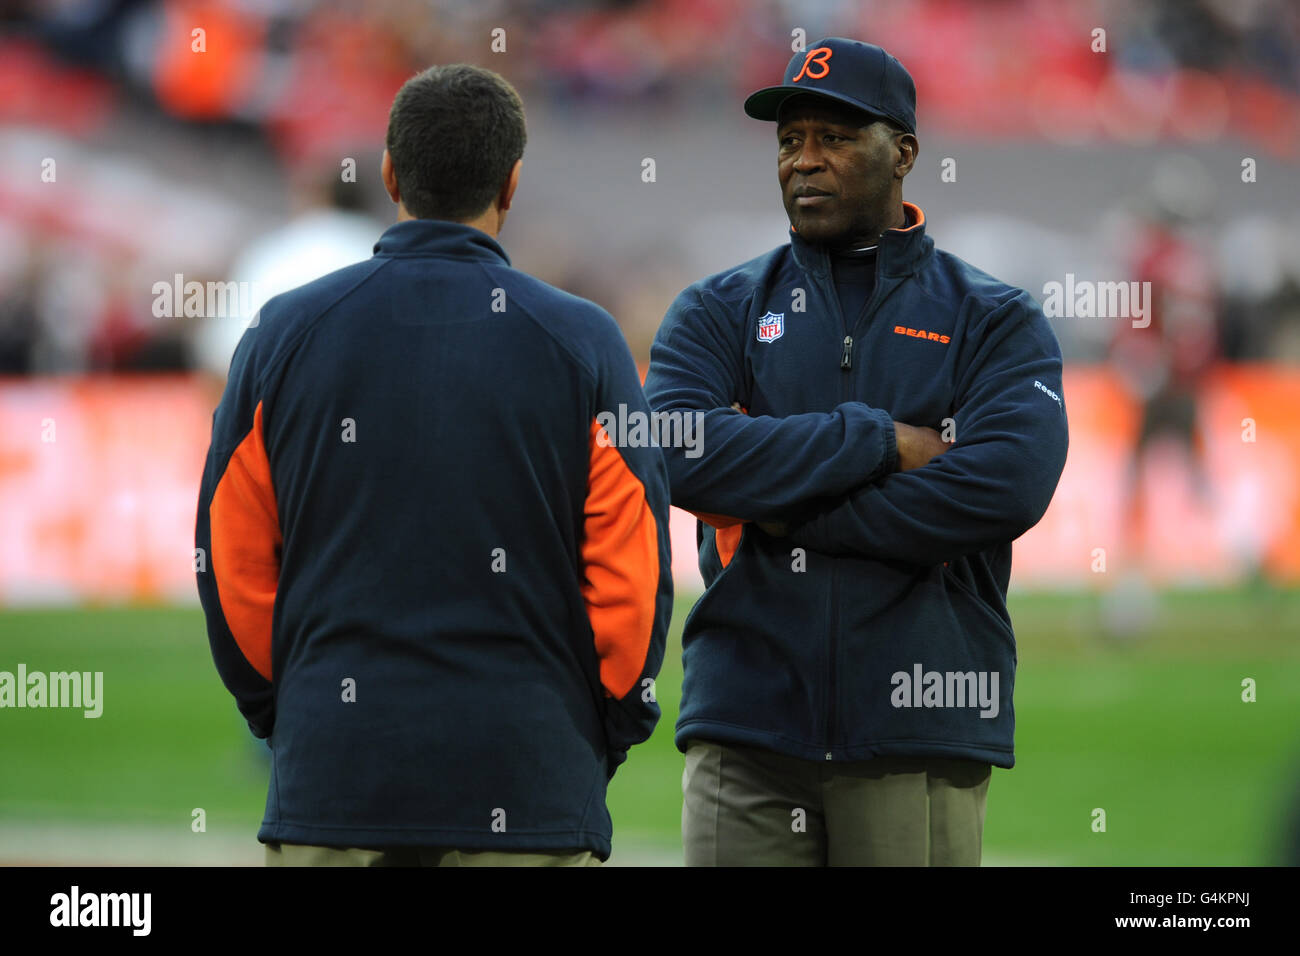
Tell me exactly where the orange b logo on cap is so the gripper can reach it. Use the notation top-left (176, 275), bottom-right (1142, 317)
top-left (792, 47), bottom-right (832, 82)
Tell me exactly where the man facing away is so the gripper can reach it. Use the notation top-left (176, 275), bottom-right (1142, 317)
top-left (196, 64), bottom-right (672, 866)
top-left (644, 38), bottom-right (1069, 865)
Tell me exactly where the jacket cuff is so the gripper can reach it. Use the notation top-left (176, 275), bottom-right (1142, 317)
top-left (873, 407), bottom-right (899, 480)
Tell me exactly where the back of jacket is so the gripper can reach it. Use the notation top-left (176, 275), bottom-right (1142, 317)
top-left (196, 219), bottom-right (672, 859)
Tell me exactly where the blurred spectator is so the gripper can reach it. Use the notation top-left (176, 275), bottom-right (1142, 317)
top-left (193, 166), bottom-right (384, 378)
top-left (1110, 155), bottom-right (1221, 567)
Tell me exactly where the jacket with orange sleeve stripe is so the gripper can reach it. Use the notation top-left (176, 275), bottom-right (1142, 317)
top-left (195, 219), bottom-right (671, 859)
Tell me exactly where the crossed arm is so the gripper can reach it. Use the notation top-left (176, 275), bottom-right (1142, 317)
top-left (754, 417), bottom-right (950, 537)
top-left (643, 286), bottom-right (1069, 566)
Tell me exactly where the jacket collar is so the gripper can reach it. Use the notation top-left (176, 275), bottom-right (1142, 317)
top-left (372, 218), bottom-right (511, 266)
top-left (789, 201), bottom-right (930, 279)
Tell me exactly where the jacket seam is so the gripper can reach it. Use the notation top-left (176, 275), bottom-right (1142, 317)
top-left (246, 257), bottom-right (391, 402)
top-left (476, 260), bottom-right (603, 396)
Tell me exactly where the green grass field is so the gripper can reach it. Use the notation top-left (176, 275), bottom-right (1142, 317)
top-left (2, 588), bottom-right (1298, 865)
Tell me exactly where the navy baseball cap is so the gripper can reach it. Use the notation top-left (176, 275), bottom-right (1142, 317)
top-left (744, 38), bottom-right (916, 134)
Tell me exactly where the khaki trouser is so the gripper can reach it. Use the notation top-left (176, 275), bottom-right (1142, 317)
top-left (265, 844), bottom-right (602, 867)
top-left (682, 739), bottom-right (991, 866)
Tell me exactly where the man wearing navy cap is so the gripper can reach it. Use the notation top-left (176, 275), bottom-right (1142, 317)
top-left (645, 39), bottom-right (1068, 865)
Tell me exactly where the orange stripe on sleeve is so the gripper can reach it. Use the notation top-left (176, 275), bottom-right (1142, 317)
top-left (582, 418), bottom-right (660, 700)
top-left (209, 400), bottom-right (280, 681)
top-left (715, 524), bottom-right (743, 569)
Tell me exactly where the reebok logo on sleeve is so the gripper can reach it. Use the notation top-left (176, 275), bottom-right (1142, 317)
top-left (1033, 379), bottom-right (1063, 410)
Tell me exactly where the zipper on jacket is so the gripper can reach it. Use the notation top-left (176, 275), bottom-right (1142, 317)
top-left (825, 574), bottom-right (839, 761)
top-left (821, 242), bottom-right (906, 760)
top-left (823, 259), bottom-right (852, 760)
top-left (838, 246), bottom-right (891, 369)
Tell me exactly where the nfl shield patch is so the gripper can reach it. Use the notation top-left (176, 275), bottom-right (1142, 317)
top-left (756, 311), bottom-right (784, 343)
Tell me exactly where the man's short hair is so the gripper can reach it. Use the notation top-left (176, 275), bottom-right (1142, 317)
top-left (385, 64), bottom-right (527, 222)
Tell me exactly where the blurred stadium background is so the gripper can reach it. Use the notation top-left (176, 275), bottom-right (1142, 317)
top-left (2, 0), bottom-right (1299, 865)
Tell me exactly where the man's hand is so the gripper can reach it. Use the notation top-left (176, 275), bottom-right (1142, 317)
top-left (745, 413), bottom-right (949, 535)
top-left (893, 422), bottom-right (953, 471)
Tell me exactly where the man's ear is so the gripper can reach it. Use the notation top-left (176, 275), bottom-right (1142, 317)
top-left (497, 159), bottom-right (522, 214)
top-left (381, 149), bottom-right (401, 204)
top-left (895, 133), bottom-right (918, 179)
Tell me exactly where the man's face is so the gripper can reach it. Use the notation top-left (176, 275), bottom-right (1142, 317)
top-left (777, 95), bottom-right (907, 247)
